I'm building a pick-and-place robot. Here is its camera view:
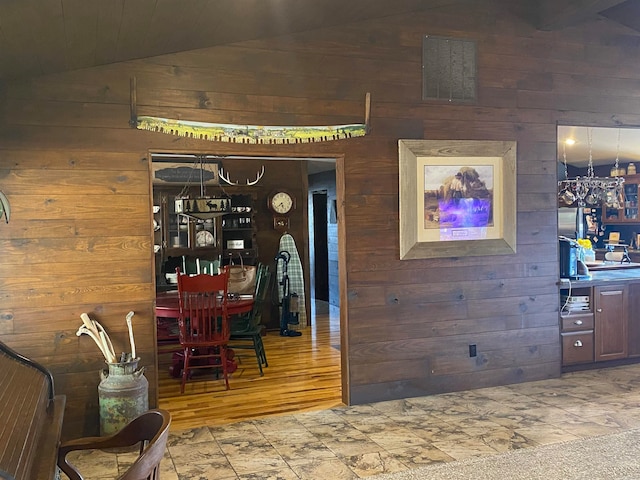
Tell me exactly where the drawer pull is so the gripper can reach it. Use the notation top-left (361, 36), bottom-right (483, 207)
top-left (574, 340), bottom-right (583, 347)
top-left (597, 308), bottom-right (602, 313)
top-left (573, 320), bottom-right (583, 326)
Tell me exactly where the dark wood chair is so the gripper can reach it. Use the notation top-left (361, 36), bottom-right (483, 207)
top-left (176, 266), bottom-right (231, 392)
top-left (57, 408), bottom-right (171, 480)
top-left (228, 263), bottom-right (271, 375)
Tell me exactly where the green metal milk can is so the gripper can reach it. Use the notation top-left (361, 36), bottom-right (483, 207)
top-left (98, 358), bottom-right (148, 435)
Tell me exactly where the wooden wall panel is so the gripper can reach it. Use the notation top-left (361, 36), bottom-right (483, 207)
top-left (3, 0), bottom-right (640, 438)
top-left (0, 147), bottom-right (157, 440)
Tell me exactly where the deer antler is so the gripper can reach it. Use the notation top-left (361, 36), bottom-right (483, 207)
top-left (247, 166), bottom-right (265, 186)
top-left (0, 190), bottom-right (10, 224)
top-left (219, 165), bottom-right (265, 186)
top-left (219, 167), bottom-right (240, 186)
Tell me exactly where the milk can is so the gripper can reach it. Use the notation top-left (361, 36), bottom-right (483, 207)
top-left (98, 358), bottom-right (148, 436)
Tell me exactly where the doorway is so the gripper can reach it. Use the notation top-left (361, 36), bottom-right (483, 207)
top-left (153, 154), bottom-right (345, 427)
top-left (312, 191), bottom-right (330, 303)
top-left (307, 161), bottom-right (339, 311)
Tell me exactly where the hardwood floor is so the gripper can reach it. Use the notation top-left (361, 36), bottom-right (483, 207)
top-left (157, 300), bottom-right (343, 431)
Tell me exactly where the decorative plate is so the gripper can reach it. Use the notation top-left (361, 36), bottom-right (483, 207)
top-left (196, 230), bottom-right (214, 247)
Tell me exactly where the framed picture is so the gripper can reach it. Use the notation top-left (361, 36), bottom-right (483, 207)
top-left (151, 158), bottom-right (221, 185)
top-left (399, 139), bottom-right (517, 260)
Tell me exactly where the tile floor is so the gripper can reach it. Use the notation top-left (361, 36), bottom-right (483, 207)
top-left (64, 363), bottom-right (640, 479)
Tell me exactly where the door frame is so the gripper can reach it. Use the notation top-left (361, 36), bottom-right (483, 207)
top-left (148, 150), bottom-right (350, 407)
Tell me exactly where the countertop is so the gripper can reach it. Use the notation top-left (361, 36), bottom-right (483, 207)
top-left (560, 265), bottom-right (640, 287)
top-left (585, 261), bottom-right (640, 271)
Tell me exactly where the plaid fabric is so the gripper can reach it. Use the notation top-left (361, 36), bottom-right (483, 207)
top-left (276, 233), bottom-right (307, 328)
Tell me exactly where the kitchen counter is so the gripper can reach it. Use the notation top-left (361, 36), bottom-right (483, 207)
top-left (586, 261), bottom-right (640, 271)
top-left (560, 266), bottom-right (640, 287)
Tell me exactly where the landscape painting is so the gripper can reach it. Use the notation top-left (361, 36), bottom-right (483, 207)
top-left (423, 164), bottom-right (494, 241)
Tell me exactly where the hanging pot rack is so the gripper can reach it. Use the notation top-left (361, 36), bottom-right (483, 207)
top-left (558, 127), bottom-right (625, 208)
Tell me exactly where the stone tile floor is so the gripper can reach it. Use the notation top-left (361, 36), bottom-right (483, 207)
top-left (63, 364), bottom-right (640, 479)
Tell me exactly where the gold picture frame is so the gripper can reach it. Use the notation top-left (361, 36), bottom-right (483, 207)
top-left (399, 139), bottom-right (517, 260)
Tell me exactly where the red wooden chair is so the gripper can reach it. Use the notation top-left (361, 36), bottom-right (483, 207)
top-left (176, 266), bottom-right (231, 393)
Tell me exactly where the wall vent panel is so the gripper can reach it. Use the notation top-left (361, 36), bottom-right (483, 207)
top-left (422, 36), bottom-right (477, 102)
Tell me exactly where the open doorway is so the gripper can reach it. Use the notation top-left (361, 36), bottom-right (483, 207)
top-left (308, 160), bottom-right (339, 320)
top-left (312, 191), bottom-right (330, 303)
top-left (154, 154), bottom-right (344, 429)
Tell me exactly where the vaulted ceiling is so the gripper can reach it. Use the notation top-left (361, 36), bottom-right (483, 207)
top-left (0, 0), bottom-right (638, 82)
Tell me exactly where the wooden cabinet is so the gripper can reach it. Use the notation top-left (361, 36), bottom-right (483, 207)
top-left (594, 284), bottom-right (628, 361)
top-left (628, 283), bottom-right (640, 357)
top-left (153, 187), bottom-right (259, 285)
top-left (562, 330), bottom-right (594, 365)
top-left (221, 193), bottom-right (258, 265)
top-left (560, 287), bottom-right (594, 366)
top-left (560, 283), bottom-right (635, 366)
top-left (154, 187), bottom-right (222, 255)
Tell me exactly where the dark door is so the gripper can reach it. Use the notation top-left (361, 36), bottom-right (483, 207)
top-left (312, 192), bottom-right (329, 301)
top-left (594, 284), bottom-right (628, 361)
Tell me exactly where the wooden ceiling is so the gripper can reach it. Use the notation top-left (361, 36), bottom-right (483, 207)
top-left (0, 0), bottom-right (638, 82)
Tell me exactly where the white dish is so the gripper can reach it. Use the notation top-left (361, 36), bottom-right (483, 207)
top-left (196, 230), bottom-right (214, 247)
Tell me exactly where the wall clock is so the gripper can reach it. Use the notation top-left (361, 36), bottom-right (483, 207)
top-left (267, 190), bottom-right (296, 216)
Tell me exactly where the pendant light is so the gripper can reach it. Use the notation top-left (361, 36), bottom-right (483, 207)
top-left (174, 155), bottom-right (233, 221)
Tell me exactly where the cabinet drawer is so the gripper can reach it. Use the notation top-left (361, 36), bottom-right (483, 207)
top-left (562, 331), bottom-right (594, 365)
top-left (561, 313), bottom-right (594, 332)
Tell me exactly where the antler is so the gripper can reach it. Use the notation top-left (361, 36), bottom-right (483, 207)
top-left (247, 165), bottom-right (265, 186)
top-left (219, 167), bottom-right (240, 186)
top-left (219, 165), bottom-right (265, 186)
top-left (0, 190), bottom-right (10, 224)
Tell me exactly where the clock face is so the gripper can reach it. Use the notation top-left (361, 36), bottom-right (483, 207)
top-left (270, 191), bottom-right (294, 215)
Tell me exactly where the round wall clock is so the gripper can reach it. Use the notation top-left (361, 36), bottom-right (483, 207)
top-left (268, 190), bottom-right (295, 215)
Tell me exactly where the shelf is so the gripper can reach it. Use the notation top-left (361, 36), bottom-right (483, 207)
top-left (603, 178), bottom-right (640, 223)
top-left (153, 188), bottom-right (258, 282)
top-left (223, 249), bottom-right (257, 260)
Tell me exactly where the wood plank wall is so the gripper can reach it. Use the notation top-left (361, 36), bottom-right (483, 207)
top-left (2, 0), bottom-right (640, 437)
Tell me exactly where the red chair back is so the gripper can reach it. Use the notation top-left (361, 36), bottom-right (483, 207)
top-left (176, 267), bottom-right (230, 346)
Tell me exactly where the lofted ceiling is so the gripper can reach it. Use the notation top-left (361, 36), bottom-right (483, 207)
top-left (0, 0), bottom-right (638, 83)
top-left (1, 0), bottom-right (640, 172)
top-left (0, 0), bottom-right (468, 82)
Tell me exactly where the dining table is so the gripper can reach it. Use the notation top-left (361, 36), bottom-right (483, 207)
top-left (155, 290), bottom-right (254, 343)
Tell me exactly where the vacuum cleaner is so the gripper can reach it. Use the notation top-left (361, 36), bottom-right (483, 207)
top-left (275, 250), bottom-right (302, 337)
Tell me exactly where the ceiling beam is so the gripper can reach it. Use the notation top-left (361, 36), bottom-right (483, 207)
top-left (537, 0), bottom-right (628, 30)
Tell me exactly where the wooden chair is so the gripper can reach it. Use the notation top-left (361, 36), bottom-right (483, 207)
top-left (176, 266), bottom-right (231, 392)
top-left (228, 263), bottom-right (271, 375)
top-left (57, 408), bottom-right (171, 480)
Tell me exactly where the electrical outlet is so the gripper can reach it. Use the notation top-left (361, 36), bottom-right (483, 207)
top-left (469, 344), bottom-right (477, 357)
